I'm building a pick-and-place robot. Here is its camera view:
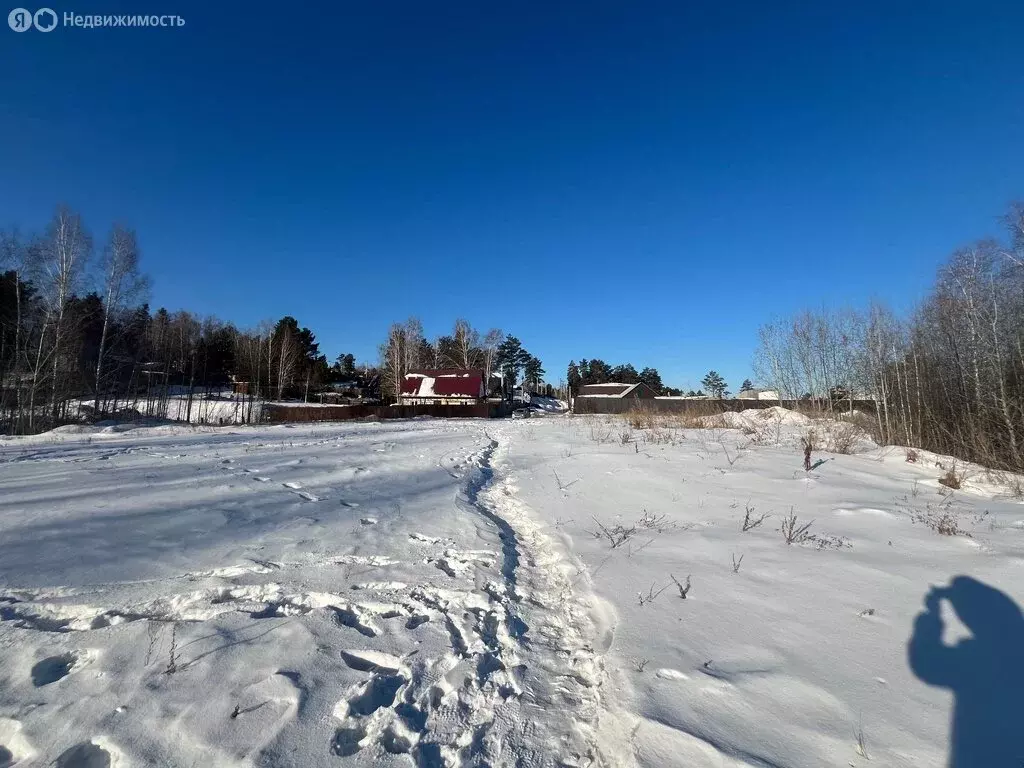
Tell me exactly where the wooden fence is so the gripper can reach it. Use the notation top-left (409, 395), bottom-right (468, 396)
top-left (263, 402), bottom-right (509, 423)
top-left (572, 397), bottom-right (876, 415)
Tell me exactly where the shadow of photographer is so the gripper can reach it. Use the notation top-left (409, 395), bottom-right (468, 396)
top-left (907, 575), bottom-right (1024, 767)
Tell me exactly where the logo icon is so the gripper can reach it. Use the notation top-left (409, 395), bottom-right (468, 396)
top-left (8, 7), bottom-right (32, 30)
top-left (33, 7), bottom-right (55, 30)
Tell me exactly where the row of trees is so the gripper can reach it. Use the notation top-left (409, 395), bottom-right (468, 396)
top-left (379, 318), bottom-right (545, 401)
top-left (565, 360), bottom-right (745, 399)
top-left (0, 207), bottom-right (552, 434)
top-left (755, 202), bottom-right (1024, 471)
top-left (0, 206), bottom-right (357, 434)
top-left (566, 359), bottom-right (673, 394)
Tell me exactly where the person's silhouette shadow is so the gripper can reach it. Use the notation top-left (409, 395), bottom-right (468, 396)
top-left (907, 576), bottom-right (1024, 767)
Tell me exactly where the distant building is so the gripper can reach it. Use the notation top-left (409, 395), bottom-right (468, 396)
top-left (399, 369), bottom-right (485, 405)
top-left (575, 382), bottom-right (659, 399)
top-left (737, 388), bottom-right (780, 400)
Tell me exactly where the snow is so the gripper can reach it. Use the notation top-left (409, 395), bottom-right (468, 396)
top-left (0, 410), bottom-right (1022, 766)
top-left (70, 393), bottom-right (262, 425)
top-left (526, 395), bottom-right (567, 413)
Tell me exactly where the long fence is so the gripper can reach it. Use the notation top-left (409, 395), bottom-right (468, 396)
top-left (572, 397), bottom-right (877, 415)
top-left (263, 402), bottom-right (510, 423)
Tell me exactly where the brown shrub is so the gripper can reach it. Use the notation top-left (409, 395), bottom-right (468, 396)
top-left (938, 463), bottom-right (965, 490)
top-left (824, 422), bottom-right (866, 454)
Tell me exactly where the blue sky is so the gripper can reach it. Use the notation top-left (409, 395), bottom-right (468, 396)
top-left (2, 1), bottom-right (1022, 391)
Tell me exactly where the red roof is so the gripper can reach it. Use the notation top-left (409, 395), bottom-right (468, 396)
top-left (400, 369), bottom-right (484, 398)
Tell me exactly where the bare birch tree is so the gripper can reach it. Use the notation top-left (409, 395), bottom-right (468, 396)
top-left (35, 206), bottom-right (91, 421)
top-left (94, 224), bottom-right (149, 413)
top-left (482, 328), bottom-right (504, 395)
top-left (452, 318), bottom-right (480, 369)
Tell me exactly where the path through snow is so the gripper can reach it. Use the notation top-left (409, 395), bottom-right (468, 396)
top-left (0, 421), bottom-right (627, 767)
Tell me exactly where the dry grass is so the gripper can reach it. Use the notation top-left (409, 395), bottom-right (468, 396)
top-left (748, 417), bottom-right (785, 446)
top-left (742, 502), bottom-right (770, 531)
top-left (625, 408), bottom-right (659, 430)
top-left (938, 462), bottom-right (966, 490)
top-left (643, 427), bottom-right (680, 445)
top-left (620, 402), bottom-right (728, 432)
top-left (988, 470), bottom-right (1024, 499)
top-left (823, 421), bottom-right (866, 454)
top-left (916, 505), bottom-right (970, 537)
top-left (898, 496), bottom-right (972, 537)
top-left (780, 508), bottom-right (814, 544)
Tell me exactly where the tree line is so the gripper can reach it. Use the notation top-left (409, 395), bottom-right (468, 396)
top-left (0, 206), bottom-right (550, 434)
top-left (566, 359), bottom-right (747, 399)
top-left (755, 202), bottom-right (1024, 471)
top-left (567, 359), bottom-right (674, 395)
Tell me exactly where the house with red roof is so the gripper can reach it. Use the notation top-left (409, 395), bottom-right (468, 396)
top-left (399, 369), bottom-right (485, 406)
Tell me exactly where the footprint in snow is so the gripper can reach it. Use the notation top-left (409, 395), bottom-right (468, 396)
top-left (31, 652), bottom-right (83, 687)
top-left (282, 482), bottom-right (302, 489)
top-left (55, 742), bottom-right (111, 768)
top-left (340, 649), bottom-right (405, 675)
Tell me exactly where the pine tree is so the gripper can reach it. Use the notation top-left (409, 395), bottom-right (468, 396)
top-left (334, 353), bottom-right (356, 380)
top-left (638, 367), bottom-right (663, 393)
top-left (587, 359), bottom-right (612, 384)
top-left (495, 336), bottom-right (530, 396)
top-left (567, 360), bottom-right (581, 394)
top-left (610, 363), bottom-right (639, 383)
top-left (577, 359), bottom-right (590, 384)
top-left (740, 378), bottom-right (754, 392)
top-left (523, 356), bottom-right (545, 391)
top-left (701, 370), bottom-right (727, 398)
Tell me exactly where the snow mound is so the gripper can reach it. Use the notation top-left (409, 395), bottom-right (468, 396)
top-left (46, 424), bottom-right (97, 435)
top-left (719, 411), bottom-right (751, 430)
top-left (752, 405), bottom-right (812, 426)
top-left (712, 406), bottom-right (812, 431)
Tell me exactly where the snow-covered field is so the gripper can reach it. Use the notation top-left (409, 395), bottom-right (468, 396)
top-left (1, 411), bottom-right (1022, 767)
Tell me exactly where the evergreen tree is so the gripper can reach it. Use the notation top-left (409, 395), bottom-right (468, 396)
top-left (610, 363), bottom-right (639, 383)
top-left (567, 360), bottom-right (581, 394)
top-left (740, 378), bottom-right (754, 392)
top-left (587, 359), bottom-right (612, 384)
top-left (333, 353), bottom-right (356, 380)
top-left (495, 336), bottom-right (530, 396)
top-left (416, 337), bottom-right (437, 369)
top-left (638, 367), bottom-right (663, 393)
top-left (701, 370), bottom-right (727, 398)
top-left (523, 355), bottom-right (545, 391)
top-left (435, 335), bottom-right (458, 368)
